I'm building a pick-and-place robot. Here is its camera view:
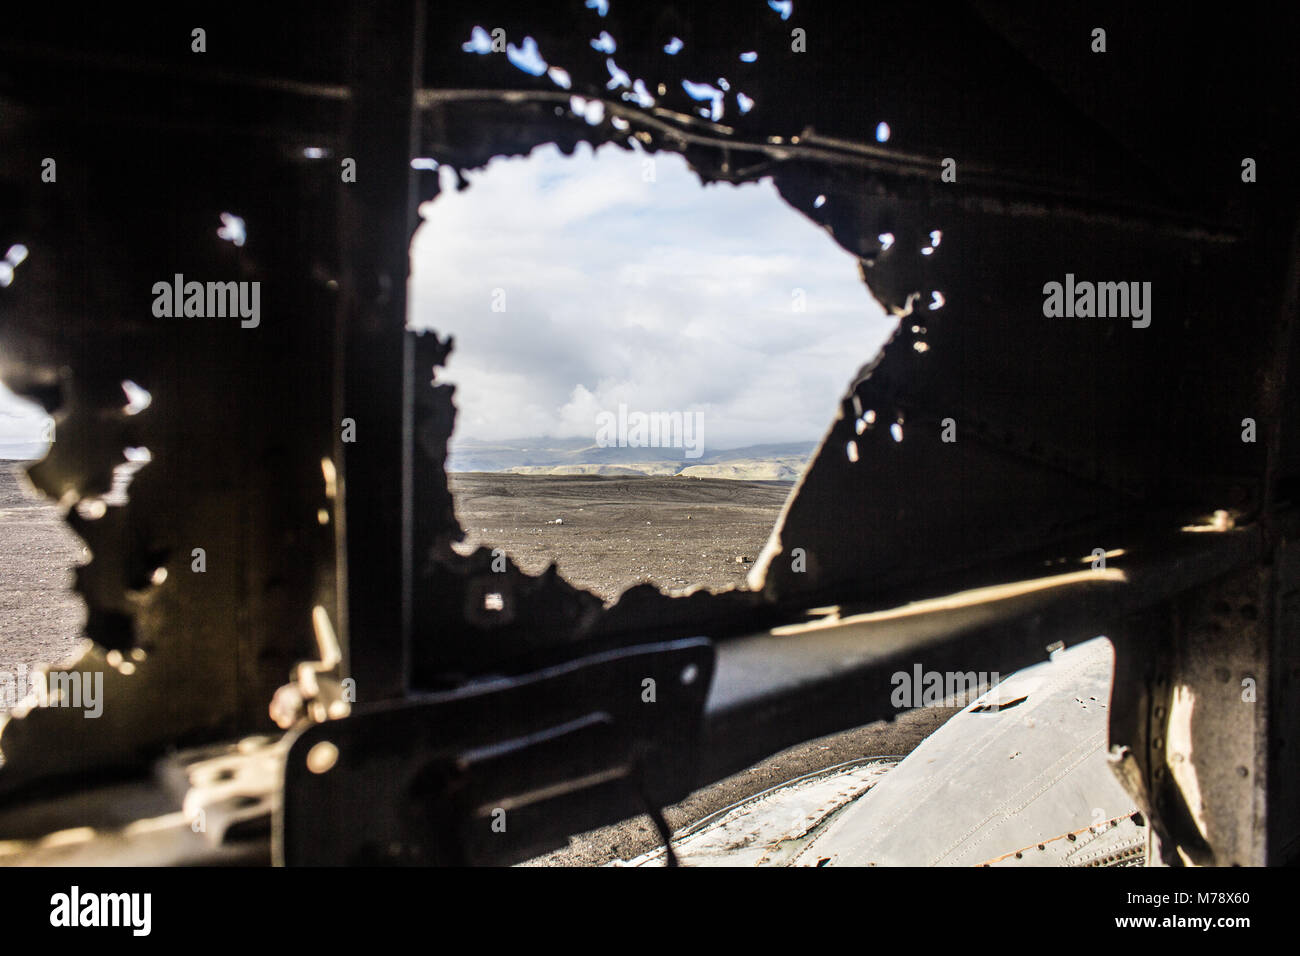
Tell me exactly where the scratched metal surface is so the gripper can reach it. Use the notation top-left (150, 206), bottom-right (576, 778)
top-left (799, 636), bottom-right (1141, 866)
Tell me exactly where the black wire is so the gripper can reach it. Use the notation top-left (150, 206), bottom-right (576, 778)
top-left (645, 800), bottom-right (679, 868)
top-left (636, 760), bottom-right (680, 867)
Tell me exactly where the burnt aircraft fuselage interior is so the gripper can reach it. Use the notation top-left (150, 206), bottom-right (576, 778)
top-left (0, 1), bottom-right (1297, 867)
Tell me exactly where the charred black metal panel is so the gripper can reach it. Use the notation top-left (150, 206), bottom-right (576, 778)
top-left (335, 2), bottom-right (426, 701)
top-left (0, 5), bottom-right (348, 785)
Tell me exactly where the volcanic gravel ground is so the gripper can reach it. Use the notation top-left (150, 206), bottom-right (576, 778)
top-left (448, 472), bottom-right (793, 602)
top-left (0, 463), bottom-right (87, 710)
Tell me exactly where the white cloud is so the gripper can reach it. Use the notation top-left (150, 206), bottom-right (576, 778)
top-left (409, 141), bottom-right (893, 449)
top-left (0, 380), bottom-right (52, 457)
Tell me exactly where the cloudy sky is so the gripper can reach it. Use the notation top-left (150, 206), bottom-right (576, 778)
top-left (0, 381), bottom-right (52, 459)
top-left (0, 140), bottom-right (894, 459)
top-left (409, 141), bottom-right (893, 450)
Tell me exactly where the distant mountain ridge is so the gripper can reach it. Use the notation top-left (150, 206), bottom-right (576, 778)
top-left (3, 438), bottom-right (817, 480)
top-left (448, 437), bottom-right (817, 480)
